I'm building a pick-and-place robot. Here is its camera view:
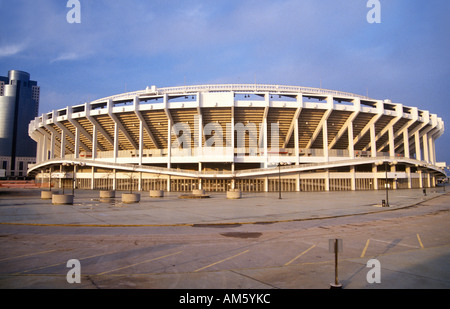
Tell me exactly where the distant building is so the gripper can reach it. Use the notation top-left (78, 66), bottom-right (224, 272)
top-left (0, 70), bottom-right (39, 178)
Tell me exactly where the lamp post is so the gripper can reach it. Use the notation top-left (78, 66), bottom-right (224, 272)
top-left (61, 163), bottom-right (67, 194)
top-left (47, 167), bottom-right (51, 192)
top-left (376, 160), bottom-right (397, 207)
top-left (72, 163), bottom-right (75, 195)
top-left (62, 162), bottom-right (74, 195)
top-left (276, 161), bottom-right (292, 199)
top-left (61, 162), bottom-right (85, 196)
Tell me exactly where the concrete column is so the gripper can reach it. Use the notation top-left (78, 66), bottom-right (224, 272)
top-left (263, 114), bottom-right (268, 169)
top-left (112, 169), bottom-right (116, 191)
top-left (138, 120), bottom-right (143, 165)
top-left (42, 135), bottom-right (48, 162)
top-left (36, 135), bottom-right (43, 163)
top-left (138, 172), bottom-right (142, 191)
top-left (167, 117), bottom-right (172, 169)
top-left (348, 121), bottom-right (354, 159)
top-left (415, 132), bottom-right (421, 161)
top-left (60, 130), bottom-right (66, 159)
top-left (370, 123), bottom-right (376, 157)
top-left (403, 129), bottom-right (410, 158)
top-left (37, 135), bottom-right (43, 163)
top-left (422, 134), bottom-right (429, 163)
top-left (113, 123), bottom-right (119, 163)
top-left (323, 120), bottom-right (329, 161)
top-left (92, 124), bottom-right (97, 160)
top-left (432, 135), bottom-right (437, 164)
top-left (324, 169), bottom-right (330, 191)
top-left (294, 113), bottom-right (299, 165)
top-left (73, 165), bottom-right (77, 190)
top-left (264, 93), bottom-right (270, 168)
top-left (428, 135), bottom-right (435, 164)
top-left (197, 113), bottom-right (203, 155)
top-left (91, 166), bottom-right (95, 190)
top-left (74, 127), bottom-right (80, 159)
top-left (406, 166), bottom-right (412, 189)
top-left (230, 105), bottom-right (235, 164)
top-left (388, 125), bottom-right (395, 157)
top-left (50, 132), bottom-right (55, 159)
top-left (34, 138), bottom-right (40, 163)
top-left (418, 169), bottom-right (423, 188)
top-left (35, 135), bottom-right (42, 163)
top-left (350, 166), bottom-right (356, 191)
top-left (198, 162), bottom-right (202, 190)
top-left (372, 164), bottom-right (378, 190)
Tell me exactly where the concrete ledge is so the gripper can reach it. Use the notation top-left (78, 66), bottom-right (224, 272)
top-left (52, 194), bottom-right (74, 205)
top-left (100, 190), bottom-right (115, 198)
top-left (149, 190), bottom-right (164, 198)
top-left (227, 189), bottom-right (242, 199)
top-left (122, 193), bottom-right (140, 204)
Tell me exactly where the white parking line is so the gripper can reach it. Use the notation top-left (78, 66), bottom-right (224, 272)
top-left (285, 244), bottom-right (316, 266)
top-left (194, 250), bottom-right (250, 272)
top-left (370, 238), bottom-right (421, 249)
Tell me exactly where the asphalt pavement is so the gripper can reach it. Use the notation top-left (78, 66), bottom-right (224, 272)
top-left (0, 187), bottom-right (446, 227)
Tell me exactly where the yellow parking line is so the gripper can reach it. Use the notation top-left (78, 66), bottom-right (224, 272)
top-left (194, 250), bottom-right (250, 272)
top-left (96, 251), bottom-right (183, 276)
top-left (417, 234), bottom-right (424, 249)
top-left (0, 249), bottom-right (58, 262)
top-left (361, 239), bottom-right (370, 258)
top-left (284, 244), bottom-right (316, 266)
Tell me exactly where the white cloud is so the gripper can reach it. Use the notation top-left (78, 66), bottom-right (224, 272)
top-left (50, 51), bottom-right (88, 63)
top-left (0, 44), bottom-right (26, 57)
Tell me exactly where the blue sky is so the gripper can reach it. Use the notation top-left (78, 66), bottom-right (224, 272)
top-left (0, 0), bottom-right (449, 165)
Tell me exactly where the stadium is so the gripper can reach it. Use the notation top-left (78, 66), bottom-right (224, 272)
top-left (28, 84), bottom-right (446, 193)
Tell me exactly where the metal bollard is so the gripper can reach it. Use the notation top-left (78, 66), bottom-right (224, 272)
top-left (329, 239), bottom-right (343, 289)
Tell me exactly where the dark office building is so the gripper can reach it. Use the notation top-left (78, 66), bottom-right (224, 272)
top-left (0, 70), bottom-right (39, 178)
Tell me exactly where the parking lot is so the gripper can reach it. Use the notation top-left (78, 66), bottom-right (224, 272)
top-left (0, 188), bottom-right (449, 289)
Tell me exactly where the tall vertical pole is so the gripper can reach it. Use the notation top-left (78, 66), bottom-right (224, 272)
top-left (334, 239), bottom-right (339, 286)
top-left (72, 164), bottom-right (75, 196)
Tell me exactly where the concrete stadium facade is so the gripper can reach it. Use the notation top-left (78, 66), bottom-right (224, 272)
top-left (28, 84), bottom-right (446, 192)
